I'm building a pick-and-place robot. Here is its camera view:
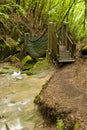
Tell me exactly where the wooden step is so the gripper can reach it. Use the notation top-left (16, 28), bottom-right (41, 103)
top-left (58, 58), bottom-right (75, 62)
top-left (59, 51), bottom-right (71, 58)
top-left (58, 50), bottom-right (75, 63)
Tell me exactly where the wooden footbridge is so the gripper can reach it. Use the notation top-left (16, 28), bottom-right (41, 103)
top-left (47, 22), bottom-right (76, 63)
top-left (24, 22), bottom-right (76, 63)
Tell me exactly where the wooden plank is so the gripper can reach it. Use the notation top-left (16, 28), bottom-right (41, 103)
top-left (58, 45), bottom-right (75, 63)
top-left (53, 30), bottom-right (59, 56)
top-left (58, 58), bottom-right (75, 62)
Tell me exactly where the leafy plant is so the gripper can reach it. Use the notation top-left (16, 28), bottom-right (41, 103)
top-left (74, 122), bottom-right (80, 130)
top-left (56, 117), bottom-right (64, 130)
top-left (0, 2), bottom-right (26, 16)
top-left (0, 12), bottom-right (9, 19)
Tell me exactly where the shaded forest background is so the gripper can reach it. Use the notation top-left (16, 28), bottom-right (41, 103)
top-left (1, 0), bottom-right (87, 40)
top-left (0, 0), bottom-right (87, 61)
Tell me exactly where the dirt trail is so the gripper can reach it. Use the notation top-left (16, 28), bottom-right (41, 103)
top-left (38, 59), bottom-right (87, 130)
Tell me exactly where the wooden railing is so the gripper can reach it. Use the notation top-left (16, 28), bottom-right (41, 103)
top-left (47, 22), bottom-right (76, 62)
top-left (66, 32), bottom-right (76, 58)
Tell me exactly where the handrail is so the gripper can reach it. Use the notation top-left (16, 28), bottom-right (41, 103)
top-left (65, 32), bottom-right (76, 57)
top-left (56, 33), bottom-right (58, 39)
top-left (48, 22), bottom-right (76, 62)
top-left (56, 33), bottom-right (62, 45)
top-left (65, 32), bottom-right (74, 45)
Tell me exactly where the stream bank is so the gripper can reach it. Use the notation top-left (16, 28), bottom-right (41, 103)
top-left (36, 59), bottom-right (87, 130)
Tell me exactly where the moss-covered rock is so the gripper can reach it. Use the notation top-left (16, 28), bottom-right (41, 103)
top-left (22, 55), bottom-right (35, 70)
top-left (0, 70), bottom-right (7, 74)
top-left (26, 58), bottom-right (51, 75)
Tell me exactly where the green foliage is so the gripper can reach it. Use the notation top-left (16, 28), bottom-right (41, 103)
top-left (1, 0), bottom-right (87, 48)
top-left (0, 38), bottom-right (10, 60)
top-left (68, 1), bottom-right (86, 40)
top-left (22, 55), bottom-right (35, 70)
top-left (0, 2), bottom-right (26, 16)
top-left (56, 117), bottom-right (64, 130)
top-left (0, 2), bottom-right (29, 60)
top-left (74, 122), bottom-right (80, 130)
top-left (30, 58), bottom-right (49, 71)
top-left (0, 12), bottom-right (9, 19)
top-left (3, 0), bottom-right (87, 41)
top-left (20, 0), bottom-right (87, 41)
top-left (10, 3), bottom-right (26, 16)
top-left (0, 70), bottom-right (6, 74)
top-left (22, 55), bottom-right (34, 66)
top-left (34, 95), bottom-right (39, 103)
top-left (10, 56), bottom-right (20, 63)
top-left (24, 58), bottom-right (50, 75)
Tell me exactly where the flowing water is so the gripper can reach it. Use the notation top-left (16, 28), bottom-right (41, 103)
top-left (0, 63), bottom-right (54, 130)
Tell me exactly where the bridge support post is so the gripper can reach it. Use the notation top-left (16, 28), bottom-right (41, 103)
top-left (46, 22), bottom-right (54, 62)
top-left (24, 33), bottom-right (30, 45)
top-left (47, 22), bottom-right (59, 62)
top-left (62, 22), bottom-right (69, 48)
top-left (48, 22), bottom-right (54, 51)
top-left (52, 25), bottom-right (59, 57)
top-left (24, 33), bottom-right (30, 55)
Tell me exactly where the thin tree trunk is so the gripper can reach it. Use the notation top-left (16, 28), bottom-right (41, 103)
top-left (84, 0), bottom-right (87, 30)
top-left (22, 0), bottom-right (25, 8)
top-left (16, 0), bottom-right (20, 5)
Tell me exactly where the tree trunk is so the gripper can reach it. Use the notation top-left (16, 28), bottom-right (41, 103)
top-left (16, 0), bottom-right (20, 5)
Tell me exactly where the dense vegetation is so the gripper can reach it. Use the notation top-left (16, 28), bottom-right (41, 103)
top-left (0, 0), bottom-right (87, 61)
top-left (7, 0), bottom-right (87, 40)
top-left (1, 0), bottom-right (87, 39)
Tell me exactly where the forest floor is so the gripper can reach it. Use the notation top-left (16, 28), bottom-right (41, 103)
top-left (38, 43), bottom-right (87, 130)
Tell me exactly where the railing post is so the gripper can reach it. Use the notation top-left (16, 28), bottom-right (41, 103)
top-left (71, 44), bottom-right (76, 58)
top-left (53, 27), bottom-right (59, 56)
top-left (62, 22), bottom-right (69, 48)
top-left (24, 33), bottom-right (30, 45)
top-left (46, 22), bottom-right (54, 62)
top-left (48, 22), bottom-right (54, 51)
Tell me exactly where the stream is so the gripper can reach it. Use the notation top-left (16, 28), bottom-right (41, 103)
top-left (0, 62), bottom-right (54, 130)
